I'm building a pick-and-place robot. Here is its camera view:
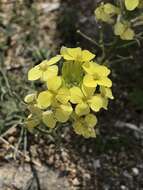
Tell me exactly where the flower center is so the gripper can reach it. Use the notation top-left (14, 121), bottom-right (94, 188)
top-left (62, 61), bottom-right (84, 87)
top-left (39, 61), bottom-right (48, 71)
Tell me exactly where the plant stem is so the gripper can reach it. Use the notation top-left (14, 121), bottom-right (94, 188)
top-left (77, 30), bottom-right (100, 48)
top-left (98, 24), bottom-right (105, 62)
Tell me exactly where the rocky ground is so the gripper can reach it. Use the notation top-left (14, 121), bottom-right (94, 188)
top-left (0, 0), bottom-right (143, 190)
top-left (0, 163), bottom-right (69, 190)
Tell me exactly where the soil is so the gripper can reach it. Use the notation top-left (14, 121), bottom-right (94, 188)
top-left (0, 0), bottom-right (143, 190)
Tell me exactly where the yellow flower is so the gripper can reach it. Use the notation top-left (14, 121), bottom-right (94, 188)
top-left (37, 73), bottom-right (72, 110)
top-left (73, 114), bottom-right (97, 138)
top-left (46, 75), bottom-right (62, 92)
top-left (42, 102), bottom-right (73, 128)
top-left (70, 85), bottom-right (107, 116)
top-left (26, 105), bottom-right (42, 128)
top-left (47, 76), bottom-right (71, 104)
top-left (82, 62), bottom-right (112, 88)
top-left (36, 75), bottom-right (63, 109)
top-left (125, 0), bottom-right (139, 11)
top-left (62, 60), bottom-right (84, 86)
top-left (28, 55), bottom-right (61, 81)
top-left (60, 47), bottom-right (95, 62)
top-left (24, 92), bottom-right (37, 104)
top-left (54, 103), bottom-right (73, 122)
top-left (56, 87), bottom-right (70, 104)
top-left (26, 114), bottom-right (41, 129)
top-left (25, 47), bottom-right (114, 138)
top-left (42, 111), bottom-right (57, 128)
top-left (95, 3), bottom-right (120, 23)
top-left (114, 21), bottom-right (135, 40)
top-left (100, 86), bottom-right (114, 99)
top-left (37, 90), bottom-right (53, 109)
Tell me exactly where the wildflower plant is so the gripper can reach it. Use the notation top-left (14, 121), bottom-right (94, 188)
top-left (95, 1), bottom-right (143, 41)
top-left (24, 47), bottom-right (113, 138)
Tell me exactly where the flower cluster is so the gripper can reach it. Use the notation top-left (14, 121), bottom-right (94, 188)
top-left (24, 47), bottom-right (113, 138)
top-left (95, 1), bottom-right (143, 40)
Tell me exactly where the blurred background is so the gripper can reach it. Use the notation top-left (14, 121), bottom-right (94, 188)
top-left (0, 0), bottom-right (143, 189)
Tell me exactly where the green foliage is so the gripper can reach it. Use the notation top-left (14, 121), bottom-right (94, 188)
top-left (0, 69), bottom-right (27, 135)
top-left (0, 1), bottom-right (51, 136)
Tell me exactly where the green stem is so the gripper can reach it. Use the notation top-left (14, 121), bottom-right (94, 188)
top-left (110, 55), bottom-right (133, 64)
top-left (133, 21), bottom-right (143, 27)
top-left (77, 30), bottom-right (100, 48)
top-left (0, 68), bottom-right (13, 96)
top-left (118, 0), bottom-right (126, 16)
top-left (98, 24), bottom-right (106, 62)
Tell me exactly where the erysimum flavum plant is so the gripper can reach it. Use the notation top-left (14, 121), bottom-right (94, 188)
top-left (95, 0), bottom-right (143, 41)
top-left (24, 47), bottom-right (113, 138)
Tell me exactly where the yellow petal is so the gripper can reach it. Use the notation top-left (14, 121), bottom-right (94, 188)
top-left (60, 47), bottom-right (74, 60)
top-left (95, 6), bottom-right (103, 20)
top-left (85, 114), bottom-right (97, 128)
top-left (28, 105), bottom-right (42, 120)
top-left (24, 93), bottom-right (37, 103)
top-left (82, 62), bottom-right (96, 75)
top-left (88, 94), bottom-right (107, 112)
top-left (95, 5), bottom-right (113, 23)
top-left (114, 22), bottom-right (126, 36)
top-left (47, 55), bottom-right (61, 66)
top-left (26, 115), bottom-right (40, 128)
top-left (47, 76), bottom-right (62, 92)
top-left (83, 75), bottom-right (97, 88)
top-left (56, 87), bottom-right (70, 104)
top-left (75, 103), bottom-right (90, 116)
top-left (28, 66), bottom-right (42, 81)
top-left (37, 91), bottom-right (53, 109)
top-left (73, 120), bottom-right (83, 136)
top-left (61, 47), bottom-right (82, 61)
top-left (55, 103), bottom-right (73, 122)
top-left (83, 128), bottom-right (96, 138)
top-left (81, 50), bottom-right (95, 62)
top-left (70, 86), bottom-right (84, 104)
top-left (100, 87), bottom-right (114, 99)
top-left (121, 28), bottom-right (135, 40)
top-left (39, 60), bottom-right (48, 70)
top-left (96, 77), bottom-right (112, 87)
top-left (42, 65), bottom-right (58, 81)
top-left (93, 64), bottom-right (111, 77)
top-left (73, 119), bottom-right (96, 138)
top-left (125, 0), bottom-right (139, 11)
top-left (42, 111), bottom-right (57, 128)
top-left (83, 62), bottom-right (110, 76)
top-left (104, 3), bottom-right (120, 14)
top-left (67, 47), bottom-right (82, 60)
top-left (82, 84), bottom-right (95, 98)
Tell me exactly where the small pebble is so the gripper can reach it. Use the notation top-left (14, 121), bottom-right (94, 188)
top-left (81, 146), bottom-right (86, 153)
top-left (55, 154), bottom-right (60, 160)
top-left (48, 155), bottom-right (54, 165)
top-left (0, 179), bottom-right (3, 188)
top-left (121, 185), bottom-right (127, 190)
top-left (72, 178), bottom-right (80, 186)
top-left (61, 151), bottom-right (69, 162)
top-left (8, 136), bottom-right (15, 143)
top-left (132, 167), bottom-right (139, 176)
top-left (89, 148), bottom-right (92, 153)
top-left (83, 173), bottom-right (91, 180)
top-left (93, 159), bottom-right (101, 169)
